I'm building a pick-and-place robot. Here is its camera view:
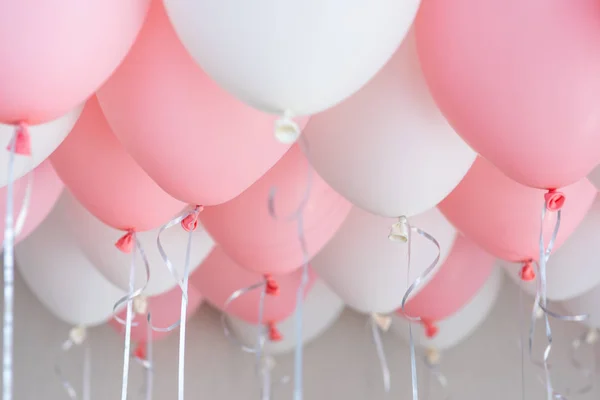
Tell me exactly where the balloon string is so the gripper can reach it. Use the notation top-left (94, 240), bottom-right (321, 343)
top-left (518, 279), bottom-right (526, 400)
top-left (132, 313), bottom-right (154, 400)
top-left (565, 329), bottom-right (596, 396)
top-left (54, 326), bottom-right (90, 400)
top-left (369, 316), bottom-right (390, 392)
top-left (396, 216), bottom-right (442, 400)
top-left (120, 242), bottom-right (137, 400)
top-left (268, 136), bottom-right (313, 400)
top-left (423, 351), bottom-right (449, 400)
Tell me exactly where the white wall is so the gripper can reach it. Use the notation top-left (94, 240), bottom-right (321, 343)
top-left (7, 271), bottom-right (600, 399)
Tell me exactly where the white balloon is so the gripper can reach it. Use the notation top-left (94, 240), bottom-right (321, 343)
top-left (561, 283), bottom-right (600, 329)
top-left (225, 279), bottom-right (344, 355)
top-left (302, 31), bottom-right (476, 218)
top-left (502, 195), bottom-right (600, 301)
top-left (312, 207), bottom-right (456, 314)
top-left (16, 193), bottom-right (125, 326)
top-left (391, 268), bottom-right (503, 351)
top-left (63, 191), bottom-right (215, 296)
top-left (164, 0), bottom-right (420, 117)
top-left (0, 105), bottom-right (81, 188)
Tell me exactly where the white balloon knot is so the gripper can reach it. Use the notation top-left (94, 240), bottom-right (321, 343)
top-left (533, 303), bottom-right (544, 319)
top-left (69, 326), bottom-right (87, 346)
top-left (133, 295), bottom-right (148, 315)
top-left (274, 111), bottom-right (300, 144)
top-left (371, 313), bottom-right (392, 332)
top-left (260, 355), bottom-right (277, 372)
top-left (388, 216), bottom-right (409, 242)
top-left (425, 347), bottom-right (441, 366)
top-left (585, 329), bottom-right (598, 345)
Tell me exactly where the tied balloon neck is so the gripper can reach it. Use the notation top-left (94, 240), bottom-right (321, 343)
top-left (66, 326), bottom-right (87, 349)
top-left (267, 321), bottom-right (283, 342)
top-left (388, 216), bottom-right (410, 242)
top-left (425, 347), bottom-right (441, 366)
top-left (544, 189), bottom-right (565, 212)
top-left (519, 260), bottom-right (536, 282)
top-left (181, 205), bottom-right (203, 232)
top-left (6, 122), bottom-right (31, 156)
top-left (264, 275), bottom-right (280, 296)
top-left (133, 296), bottom-right (148, 315)
top-left (421, 319), bottom-right (439, 338)
top-left (274, 110), bottom-right (300, 144)
top-left (133, 343), bottom-right (147, 361)
top-left (115, 230), bottom-right (135, 253)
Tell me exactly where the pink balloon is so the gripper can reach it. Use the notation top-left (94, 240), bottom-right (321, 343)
top-left (401, 235), bottom-right (495, 322)
top-left (190, 247), bottom-right (316, 324)
top-left (97, 1), bottom-right (307, 206)
top-left (199, 145), bottom-right (352, 275)
top-left (415, 0), bottom-right (600, 189)
top-left (439, 157), bottom-right (596, 262)
top-left (0, 0), bottom-right (150, 124)
top-left (50, 97), bottom-right (185, 231)
top-left (3, 160), bottom-right (63, 244)
top-left (110, 285), bottom-right (202, 343)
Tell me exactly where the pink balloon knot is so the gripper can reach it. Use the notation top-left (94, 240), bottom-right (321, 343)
top-left (422, 319), bottom-right (439, 338)
top-left (264, 275), bottom-right (280, 296)
top-left (133, 343), bottom-right (147, 360)
top-left (544, 189), bottom-right (565, 212)
top-left (267, 321), bottom-right (283, 342)
top-left (181, 206), bottom-right (203, 232)
top-left (115, 230), bottom-right (135, 253)
top-left (6, 123), bottom-right (31, 156)
top-left (519, 261), bottom-right (536, 281)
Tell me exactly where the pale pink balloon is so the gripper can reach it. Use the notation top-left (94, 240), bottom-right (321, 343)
top-left (401, 235), bottom-right (495, 322)
top-left (50, 97), bottom-right (185, 231)
top-left (439, 157), bottom-right (596, 262)
top-left (97, 1), bottom-right (306, 206)
top-left (0, 0), bottom-right (150, 124)
top-left (199, 145), bottom-right (352, 275)
top-left (190, 247), bottom-right (316, 324)
top-left (110, 285), bottom-right (202, 343)
top-left (1, 160), bottom-right (63, 244)
top-left (415, 0), bottom-right (600, 189)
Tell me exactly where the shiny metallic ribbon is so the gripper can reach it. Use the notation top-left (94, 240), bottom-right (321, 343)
top-left (54, 327), bottom-right (92, 400)
top-left (112, 235), bottom-right (151, 400)
top-left (528, 206), bottom-right (588, 400)
top-left (268, 135), bottom-right (313, 400)
top-left (156, 206), bottom-right (200, 400)
top-left (369, 315), bottom-right (390, 392)
top-left (422, 351), bottom-right (449, 400)
top-left (564, 329), bottom-right (596, 396)
top-left (133, 313), bottom-right (154, 400)
top-left (397, 217), bottom-right (442, 400)
top-left (3, 130), bottom-right (33, 400)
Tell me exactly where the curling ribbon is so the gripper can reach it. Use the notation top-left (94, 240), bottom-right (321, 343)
top-left (54, 326), bottom-right (92, 400)
top-left (132, 313), bottom-right (154, 400)
top-left (564, 328), bottom-right (597, 396)
top-left (370, 313), bottom-right (391, 392)
top-left (394, 215), bottom-right (442, 400)
top-left (156, 205), bottom-right (202, 400)
top-left (422, 348), bottom-right (450, 400)
top-left (528, 191), bottom-right (588, 400)
top-left (267, 134), bottom-right (313, 400)
top-left (111, 232), bottom-right (151, 400)
top-left (3, 124), bottom-right (33, 400)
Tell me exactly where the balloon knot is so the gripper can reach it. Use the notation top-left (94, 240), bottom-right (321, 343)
top-left (267, 321), bottom-right (283, 342)
top-left (264, 274), bottom-right (280, 296)
top-left (519, 261), bottom-right (536, 281)
top-left (544, 189), bottom-right (565, 212)
top-left (6, 122), bottom-right (31, 156)
top-left (181, 205), bottom-right (203, 232)
top-left (115, 230), bottom-right (135, 253)
top-left (388, 216), bottom-right (409, 242)
top-left (133, 343), bottom-right (147, 360)
top-left (274, 110), bottom-right (300, 144)
top-left (422, 319), bottom-right (439, 338)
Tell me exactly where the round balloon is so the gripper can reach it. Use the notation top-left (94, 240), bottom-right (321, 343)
top-left (0, 160), bottom-right (64, 245)
top-left (0, 0), bottom-right (150, 124)
top-left (303, 30), bottom-right (475, 218)
top-left (312, 207), bottom-right (456, 314)
top-left (16, 193), bottom-right (126, 326)
top-left (225, 279), bottom-right (344, 355)
top-left (97, 1), bottom-right (306, 206)
top-left (402, 235), bottom-right (495, 322)
top-left (0, 106), bottom-right (81, 188)
top-left (415, 0), bottom-right (600, 189)
top-left (163, 0), bottom-right (420, 116)
top-left (502, 195), bottom-right (600, 301)
top-left (561, 284), bottom-right (600, 329)
top-left (392, 267), bottom-right (503, 351)
top-left (190, 247), bottom-right (316, 324)
top-left (199, 144), bottom-right (351, 275)
top-left (63, 191), bottom-right (214, 296)
top-left (50, 97), bottom-right (185, 231)
top-left (110, 284), bottom-right (203, 343)
top-left (439, 157), bottom-right (596, 262)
